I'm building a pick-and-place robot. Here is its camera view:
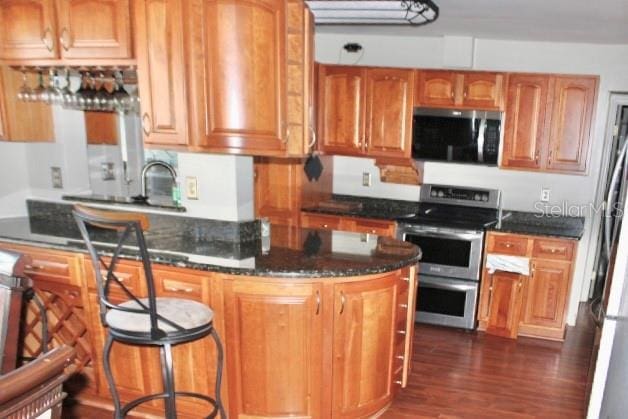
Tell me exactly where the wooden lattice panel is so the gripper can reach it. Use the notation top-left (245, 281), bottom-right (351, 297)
top-left (20, 281), bottom-right (93, 373)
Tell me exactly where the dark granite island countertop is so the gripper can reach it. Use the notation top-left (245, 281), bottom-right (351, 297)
top-left (489, 210), bottom-right (586, 239)
top-left (0, 216), bottom-right (421, 279)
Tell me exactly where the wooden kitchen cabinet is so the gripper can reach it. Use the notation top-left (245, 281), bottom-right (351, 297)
top-left (223, 279), bottom-right (323, 419)
top-left (546, 76), bottom-right (597, 173)
top-left (484, 271), bottom-right (525, 339)
top-left (134, 0), bottom-right (189, 147)
top-left (317, 64), bottom-right (414, 159)
top-left (331, 273), bottom-right (400, 418)
top-left (364, 68), bottom-right (414, 158)
top-left (317, 64), bottom-right (366, 155)
top-left (55, 0), bottom-right (132, 59)
top-left (84, 111), bottom-right (118, 145)
top-left (0, 0), bottom-right (132, 62)
top-left (0, 0), bottom-right (58, 60)
top-left (478, 232), bottom-right (577, 340)
top-left (416, 70), bottom-right (505, 110)
top-left (0, 67), bottom-right (54, 142)
top-left (501, 74), bottom-right (550, 170)
top-left (501, 73), bottom-right (597, 174)
top-left (300, 212), bottom-right (397, 237)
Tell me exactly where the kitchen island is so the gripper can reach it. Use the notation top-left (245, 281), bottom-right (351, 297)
top-left (0, 205), bottom-right (420, 419)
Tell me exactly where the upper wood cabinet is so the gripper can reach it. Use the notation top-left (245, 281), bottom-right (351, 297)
top-left (0, 67), bottom-right (54, 142)
top-left (0, 0), bottom-right (132, 62)
top-left (546, 76), bottom-right (597, 173)
top-left (416, 70), bottom-right (505, 110)
top-left (223, 279), bottom-right (323, 419)
top-left (502, 74), bottom-right (550, 170)
top-left (55, 0), bottom-right (132, 59)
top-left (317, 65), bottom-right (365, 155)
top-left (0, 0), bottom-right (58, 60)
top-left (134, 0), bottom-right (188, 147)
top-left (364, 68), bottom-right (414, 158)
top-left (317, 64), bottom-right (414, 159)
top-left (501, 74), bottom-right (598, 174)
top-left (84, 111), bottom-right (118, 145)
top-left (332, 274), bottom-right (399, 418)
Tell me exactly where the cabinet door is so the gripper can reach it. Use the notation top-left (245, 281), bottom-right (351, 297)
top-left (197, 0), bottom-right (286, 155)
top-left (0, 0), bottom-right (58, 60)
top-left (254, 158), bottom-right (301, 219)
top-left (317, 65), bottom-right (365, 155)
top-left (485, 271), bottom-right (524, 339)
top-left (364, 68), bottom-right (414, 159)
top-left (134, 0), bottom-right (188, 146)
top-left (546, 76), bottom-right (597, 173)
top-left (520, 259), bottom-right (572, 336)
top-left (55, 0), bottom-right (132, 59)
top-left (332, 274), bottom-right (398, 418)
top-left (0, 70), bottom-right (7, 141)
top-left (416, 70), bottom-right (458, 108)
top-left (223, 280), bottom-right (323, 419)
top-left (461, 72), bottom-right (505, 110)
top-left (502, 74), bottom-right (551, 170)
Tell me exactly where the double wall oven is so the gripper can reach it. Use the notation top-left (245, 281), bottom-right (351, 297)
top-left (397, 185), bottom-right (502, 329)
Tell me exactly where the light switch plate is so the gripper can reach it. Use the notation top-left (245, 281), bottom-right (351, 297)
top-left (362, 172), bottom-right (371, 187)
top-left (541, 188), bottom-right (551, 202)
top-left (51, 167), bottom-right (63, 189)
top-left (186, 176), bottom-right (198, 200)
top-left (101, 162), bottom-right (115, 181)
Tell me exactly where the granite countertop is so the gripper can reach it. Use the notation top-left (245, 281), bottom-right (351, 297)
top-left (63, 194), bottom-right (187, 212)
top-left (489, 210), bottom-right (586, 239)
top-left (0, 211), bottom-right (421, 279)
top-left (302, 194), bottom-right (419, 220)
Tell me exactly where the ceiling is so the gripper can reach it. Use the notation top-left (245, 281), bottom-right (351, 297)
top-left (313, 0), bottom-right (628, 44)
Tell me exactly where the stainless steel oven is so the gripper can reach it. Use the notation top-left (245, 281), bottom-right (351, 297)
top-left (417, 275), bottom-right (479, 329)
top-left (398, 224), bottom-right (484, 281)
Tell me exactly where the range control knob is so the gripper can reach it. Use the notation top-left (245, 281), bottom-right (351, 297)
top-left (437, 190), bottom-right (445, 198)
top-left (431, 190), bottom-right (438, 197)
top-left (474, 193), bottom-right (482, 201)
top-left (482, 194), bottom-right (489, 202)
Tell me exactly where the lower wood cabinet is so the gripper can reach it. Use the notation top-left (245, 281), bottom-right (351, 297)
top-left (478, 232), bottom-right (577, 341)
top-left (300, 212), bottom-right (397, 238)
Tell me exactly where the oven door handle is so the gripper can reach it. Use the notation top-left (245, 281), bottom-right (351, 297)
top-left (403, 230), bottom-right (483, 241)
top-left (420, 277), bottom-right (477, 292)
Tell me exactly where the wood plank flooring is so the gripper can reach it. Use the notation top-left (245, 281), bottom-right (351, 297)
top-left (383, 303), bottom-right (595, 419)
top-left (62, 303), bottom-right (595, 418)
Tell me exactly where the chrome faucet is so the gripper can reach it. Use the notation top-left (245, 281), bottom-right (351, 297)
top-left (140, 160), bottom-right (178, 199)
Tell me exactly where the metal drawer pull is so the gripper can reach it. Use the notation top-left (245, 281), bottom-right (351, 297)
top-left (339, 291), bottom-right (346, 314)
top-left (399, 304), bottom-right (408, 309)
top-left (165, 286), bottom-right (194, 293)
top-left (25, 264), bottom-right (45, 270)
top-left (394, 380), bottom-right (402, 385)
top-left (402, 277), bottom-right (410, 282)
top-left (503, 243), bottom-right (513, 248)
top-left (315, 290), bottom-right (320, 315)
top-left (396, 330), bottom-right (406, 335)
top-left (396, 355), bottom-right (404, 360)
top-left (322, 224), bottom-right (329, 228)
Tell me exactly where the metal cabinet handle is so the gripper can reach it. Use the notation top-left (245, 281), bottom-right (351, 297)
top-left (548, 149), bottom-right (554, 166)
top-left (396, 355), bottom-right (404, 361)
top-left (394, 380), bottom-right (402, 385)
top-left (503, 243), bottom-right (513, 248)
top-left (450, 90), bottom-right (455, 99)
top-left (42, 27), bottom-right (54, 52)
top-left (397, 330), bottom-right (407, 335)
top-left (399, 303), bottom-right (408, 309)
top-left (535, 151), bottom-right (540, 165)
top-left (282, 124), bottom-right (290, 144)
top-left (60, 27), bottom-right (70, 51)
top-left (402, 277), bottom-right (410, 282)
top-left (308, 125), bottom-right (317, 149)
top-left (142, 113), bottom-right (152, 137)
top-left (315, 290), bottom-right (321, 315)
top-left (339, 291), bottom-right (346, 314)
top-left (463, 88), bottom-right (468, 99)
top-left (25, 264), bottom-right (45, 271)
top-left (165, 286), bottom-right (194, 293)
top-left (322, 224), bottom-right (329, 228)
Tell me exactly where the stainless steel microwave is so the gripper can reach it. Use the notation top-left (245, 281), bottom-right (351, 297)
top-left (412, 108), bottom-right (503, 165)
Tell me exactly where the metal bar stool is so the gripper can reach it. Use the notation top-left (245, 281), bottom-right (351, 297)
top-left (72, 205), bottom-right (225, 419)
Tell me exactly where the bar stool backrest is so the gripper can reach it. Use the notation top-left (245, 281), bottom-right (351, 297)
top-left (72, 204), bottom-right (182, 339)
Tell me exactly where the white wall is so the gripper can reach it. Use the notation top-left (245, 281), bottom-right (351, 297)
top-left (0, 142), bottom-right (31, 217)
top-left (317, 32), bottom-right (628, 326)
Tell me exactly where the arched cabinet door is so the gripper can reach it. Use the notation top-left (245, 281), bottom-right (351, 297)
top-left (502, 74), bottom-right (551, 170)
top-left (0, 0), bottom-right (59, 60)
top-left (55, 0), bottom-right (132, 59)
top-left (416, 70), bottom-right (458, 108)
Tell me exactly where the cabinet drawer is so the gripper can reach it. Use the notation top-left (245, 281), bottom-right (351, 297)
top-left (300, 213), bottom-right (342, 230)
top-left (488, 234), bottom-right (529, 256)
top-left (532, 239), bottom-right (575, 261)
top-left (86, 259), bottom-right (143, 298)
top-left (153, 270), bottom-right (204, 302)
top-left (24, 252), bottom-right (72, 279)
top-left (350, 219), bottom-right (396, 237)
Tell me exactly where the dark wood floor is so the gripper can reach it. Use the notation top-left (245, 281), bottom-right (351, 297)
top-left (384, 303), bottom-right (595, 419)
top-left (63, 304), bottom-right (595, 418)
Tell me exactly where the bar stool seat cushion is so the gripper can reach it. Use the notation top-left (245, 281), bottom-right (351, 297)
top-left (106, 297), bottom-right (213, 333)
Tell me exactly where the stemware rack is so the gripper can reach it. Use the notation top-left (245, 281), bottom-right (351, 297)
top-left (8, 65), bottom-right (139, 114)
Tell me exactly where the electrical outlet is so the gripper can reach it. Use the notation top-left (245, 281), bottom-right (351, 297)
top-left (101, 162), bottom-right (115, 181)
top-left (186, 176), bottom-right (198, 200)
top-left (541, 188), bottom-right (551, 202)
top-left (362, 172), bottom-right (371, 187)
top-left (51, 167), bottom-right (63, 189)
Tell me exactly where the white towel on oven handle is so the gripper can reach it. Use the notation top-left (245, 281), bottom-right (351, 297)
top-left (485, 254), bottom-right (530, 276)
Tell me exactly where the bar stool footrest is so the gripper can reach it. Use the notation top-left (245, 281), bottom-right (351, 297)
top-left (121, 391), bottom-right (221, 418)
